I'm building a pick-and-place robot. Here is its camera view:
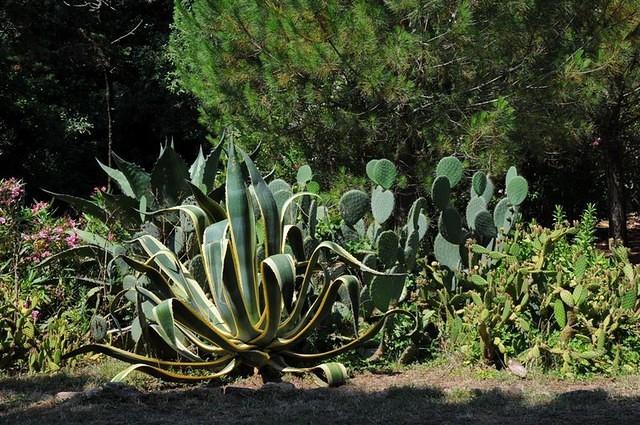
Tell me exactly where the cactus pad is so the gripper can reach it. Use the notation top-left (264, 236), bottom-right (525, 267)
top-left (339, 189), bottom-right (369, 225)
top-left (361, 254), bottom-right (378, 286)
top-left (296, 165), bottom-right (313, 186)
top-left (367, 158), bottom-right (397, 189)
top-left (439, 206), bottom-right (464, 244)
top-left (471, 171), bottom-right (487, 197)
top-left (506, 175), bottom-right (528, 206)
top-left (417, 213), bottom-right (429, 240)
top-left (481, 175), bottom-right (495, 204)
top-left (268, 178), bottom-right (292, 195)
top-left (466, 196), bottom-right (487, 229)
top-left (404, 230), bottom-right (420, 271)
top-left (371, 186), bottom-right (395, 223)
top-left (493, 197), bottom-right (511, 231)
top-left (436, 156), bottom-right (463, 187)
top-left (474, 210), bottom-right (498, 239)
top-left (505, 166), bottom-right (518, 186)
top-left (431, 175), bottom-right (451, 210)
top-left (434, 233), bottom-right (461, 270)
top-left (370, 272), bottom-right (405, 312)
top-left (377, 230), bottom-right (399, 267)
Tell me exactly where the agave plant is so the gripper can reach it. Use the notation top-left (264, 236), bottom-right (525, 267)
top-left (66, 144), bottom-right (409, 386)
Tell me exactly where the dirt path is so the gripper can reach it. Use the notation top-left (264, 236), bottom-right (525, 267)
top-left (2, 364), bottom-right (640, 425)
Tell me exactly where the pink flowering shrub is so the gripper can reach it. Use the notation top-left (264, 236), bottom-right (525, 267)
top-left (0, 178), bottom-right (88, 373)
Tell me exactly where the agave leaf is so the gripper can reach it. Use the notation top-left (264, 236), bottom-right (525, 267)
top-left (201, 222), bottom-right (238, 336)
top-left (44, 190), bottom-right (108, 221)
top-left (226, 143), bottom-right (259, 325)
top-left (150, 145), bottom-right (190, 207)
top-left (121, 255), bottom-right (185, 300)
top-left (74, 229), bottom-right (123, 257)
top-left (137, 235), bottom-right (226, 327)
top-left (281, 362), bottom-right (349, 387)
top-left (282, 225), bottom-right (305, 261)
top-left (220, 238), bottom-right (261, 340)
top-left (280, 192), bottom-right (320, 228)
top-left (275, 275), bottom-right (360, 347)
top-left (112, 153), bottom-right (151, 199)
top-left (63, 343), bottom-right (232, 369)
top-left (203, 140), bottom-right (225, 193)
top-left (189, 147), bottom-right (207, 191)
top-left (250, 254), bottom-right (292, 345)
top-left (281, 241), bottom-right (396, 333)
top-left (37, 245), bottom-right (102, 267)
top-left (111, 359), bottom-right (237, 383)
top-left (144, 204), bottom-right (211, 246)
top-left (240, 148), bottom-right (281, 257)
top-left (188, 182), bottom-right (227, 223)
top-left (168, 298), bottom-right (253, 352)
top-left (97, 159), bottom-right (136, 198)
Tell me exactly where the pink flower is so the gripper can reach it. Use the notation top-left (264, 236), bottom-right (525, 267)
top-left (31, 310), bottom-right (41, 321)
top-left (0, 217), bottom-right (6, 225)
top-left (30, 201), bottom-right (49, 214)
top-left (65, 232), bottom-right (79, 248)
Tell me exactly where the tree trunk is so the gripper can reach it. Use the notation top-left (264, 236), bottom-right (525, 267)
top-left (602, 132), bottom-right (627, 243)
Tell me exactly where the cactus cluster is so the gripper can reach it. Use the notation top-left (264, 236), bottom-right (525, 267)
top-left (431, 157), bottom-right (528, 271)
top-left (338, 159), bottom-right (429, 314)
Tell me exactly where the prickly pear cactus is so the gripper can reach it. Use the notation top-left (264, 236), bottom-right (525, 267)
top-left (430, 159), bottom-right (528, 272)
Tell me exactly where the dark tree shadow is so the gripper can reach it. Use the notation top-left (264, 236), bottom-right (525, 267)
top-left (1, 373), bottom-right (639, 425)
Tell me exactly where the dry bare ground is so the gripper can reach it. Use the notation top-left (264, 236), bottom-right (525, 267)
top-left (2, 361), bottom-right (640, 424)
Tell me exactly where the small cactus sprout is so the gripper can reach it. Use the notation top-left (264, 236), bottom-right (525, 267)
top-left (505, 166), bottom-right (518, 185)
top-left (493, 197), bottom-right (511, 231)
